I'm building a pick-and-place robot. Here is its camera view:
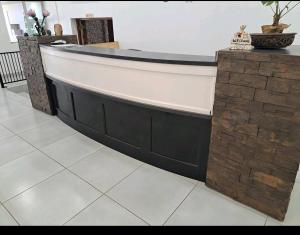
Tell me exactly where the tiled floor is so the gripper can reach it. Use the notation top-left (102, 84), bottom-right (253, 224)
top-left (0, 82), bottom-right (299, 226)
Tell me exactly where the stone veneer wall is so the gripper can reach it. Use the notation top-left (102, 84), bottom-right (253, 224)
top-left (206, 47), bottom-right (300, 221)
top-left (17, 35), bottom-right (78, 115)
top-left (85, 19), bottom-right (110, 44)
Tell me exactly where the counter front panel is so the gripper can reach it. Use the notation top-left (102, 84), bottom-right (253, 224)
top-left (49, 79), bottom-right (211, 180)
top-left (41, 45), bottom-right (216, 181)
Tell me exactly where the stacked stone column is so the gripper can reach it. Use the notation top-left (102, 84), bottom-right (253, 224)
top-left (18, 35), bottom-right (78, 115)
top-left (206, 48), bottom-right (300, 221)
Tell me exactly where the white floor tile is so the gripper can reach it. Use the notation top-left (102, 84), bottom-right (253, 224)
top-left (0, 102), bottom-right (32, 123)
top-left (265, 182), bottom-right (300, 226)
top-left (19, 92), bottom-right (30, 99)
top-left (0, 125), bottom-right (14, 141)
top-left (0, 136), bottom-right (35, 167)
top-left (0, 151), bottom-right (63, 202)
top-left (0, 98), bottom-right (24, 109)
top-left (18, 119), bottom-right (76, 149)
top-left (0, 205), bottom-right (17, 225)
top-left (41, 133), bottom-right (103, 167)
top-left (69, 147), bottom-right (143, 192)
top-left (284, 182), bottom-right (300, 225)
top-left (265, 217), bottom-right (282, 226)
top-left (4, 92), bottom-right (32, 107)
top-left (165, 183), bottom-right (267, 226)
top-left (4, 170), bottom-right (101, 225)
top-left (66, 195), bottom-right (146, 225)
top-left (1, 110), bottom-right (53, 134)
top-left (0, 98), bottom-right (11, 107)
top-left (107, 164), bottom-right (196, 225)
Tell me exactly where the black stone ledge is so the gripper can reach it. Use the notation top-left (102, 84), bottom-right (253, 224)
top-left (40, 44), bottom-right (217, 66)
top-left (218, 45), bottom-right (300, 57)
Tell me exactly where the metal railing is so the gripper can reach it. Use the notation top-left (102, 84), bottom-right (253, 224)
top-left (0, 51), bottom-right (26, 88)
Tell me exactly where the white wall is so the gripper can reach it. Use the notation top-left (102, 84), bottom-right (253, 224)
top-left (0, 2), bottom-right (19, 53)
top-left (44, 1), bottom-right (300, 56)
top-left (2, 2), bottom-right (25, 30)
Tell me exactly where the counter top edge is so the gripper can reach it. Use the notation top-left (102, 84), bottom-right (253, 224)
top-left (40, 44), bottom-right (217, 66)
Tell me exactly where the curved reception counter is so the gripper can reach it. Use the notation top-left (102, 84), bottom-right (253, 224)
top-left (40, 45), bottom-right (217, 181)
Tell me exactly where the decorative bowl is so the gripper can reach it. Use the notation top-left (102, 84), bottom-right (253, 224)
top-left (250, 33), bottom-right (297, 49)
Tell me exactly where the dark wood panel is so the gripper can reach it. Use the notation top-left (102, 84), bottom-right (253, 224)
top-left (51, 82), bottom-right (73, 118)
top-left (72, 89), bottom-right (105, 134)
top-left (104, 100), bottom-right (150, 149)
top-left (151, 111), bottom-right (211, 165)
top-left (48, 78), bottom-right (211, 181)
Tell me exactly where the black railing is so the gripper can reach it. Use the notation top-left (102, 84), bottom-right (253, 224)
top-left (0, 51), bottom-right (26, 88)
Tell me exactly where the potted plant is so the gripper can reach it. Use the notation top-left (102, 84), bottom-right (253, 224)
top-left (26, 9), bottom-right (50, 36)
top-left (261, 1), bottom-right (300, 33)
top-left (250, 1), bottom-right (299, 49)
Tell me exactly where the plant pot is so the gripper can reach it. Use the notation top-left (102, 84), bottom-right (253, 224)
top-left (261, 23), bottom-right (289, 33)
top-left (250, 33), bottom-right (297, 49)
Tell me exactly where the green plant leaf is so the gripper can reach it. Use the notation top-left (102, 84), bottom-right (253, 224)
top-left (261, 1), bottom-right (276, 6)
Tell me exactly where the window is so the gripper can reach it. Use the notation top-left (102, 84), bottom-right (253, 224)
top-left (1, 1), bottom-right (43, 42)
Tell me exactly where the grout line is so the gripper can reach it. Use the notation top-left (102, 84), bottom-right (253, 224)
top-left (14, 118), bottom-right (73, 136)
top-left (0, 123), bottom-right (15, 137)
top-left (200, 182), bottom-right (270, 220)
top-left (0, 128), bottom-right (79, 204)
top-left (103, 163), bottom-right (144, 194)
top-left (0, 110), bottom-right (33, 125)
top-left (264, 216), bottom-right (268, 226)
top-left (162, 181), bottom-right (199, 226)
top-left (0, 201), bottom-right (20, 226)
top-left (0, 126), bottom-right (106, 225)
top-left (62, 194), bottom-right (105, 225)
top-left (13, 129), bottom-right (77, 154)
top-left (59, 145), bottom-right (105, 169)
top-left (1, 145), bottom-right (104, 224)
top-left (63, 161), bottom-right (147, 225)
top-left (103, 163), bottom-right (200, 226)
top-left (104, 194), bottom-right (150, 226)
top-left (1, 93), bottom-right (30, 107)
top-left (0, 115), bottom-right (55, 135)
top-left (65, 169), bottom-right (104, 194)
top-left (7, 98), bottom-right (32, 108)
top-left (66, 160), bottom-right (144, 195)
top-left (1, 168), bottom-right (66, 204)
top-left (0, 134), bottom-right (37, 168)
top-left (98, 163), bottom-right (150, 225)
top-left (62, 160), bottom-right (147, 225)
top-left (12, 132), bottom-right (108, 194)
top-left (1, 109), bottom-right (148, 226)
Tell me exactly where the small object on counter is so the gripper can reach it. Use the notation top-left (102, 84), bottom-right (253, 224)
top-left (46, 29), bottom-right (52, 36)
top-left (230, 25), bottom-right (252, 51)
top-left (51, 40), bottom-right (66, 45)
top-left (85, 13), bottom-right (94, 18)
top-left (54, 24), bottom-right (63, 36)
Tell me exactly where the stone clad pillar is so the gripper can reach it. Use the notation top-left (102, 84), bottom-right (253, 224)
top-left (17, 35), bottom-right (78, 115)
top-left (206, 46), bottom-right (300, 221)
